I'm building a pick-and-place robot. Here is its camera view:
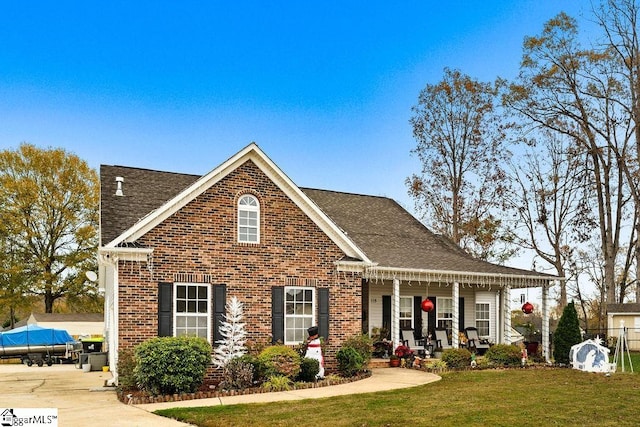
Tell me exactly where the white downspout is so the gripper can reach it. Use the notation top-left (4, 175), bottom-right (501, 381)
top-left (102, 256), bottom-right (119, 386)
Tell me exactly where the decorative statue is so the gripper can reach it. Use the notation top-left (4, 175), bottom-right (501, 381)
top-left (305, 325), bottom-right (325, 379)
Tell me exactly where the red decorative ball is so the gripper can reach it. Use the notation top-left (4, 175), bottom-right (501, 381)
top-left (421, 299), bottom-right (434, 312)
top-left (522, 301), bottom-right (534, 314)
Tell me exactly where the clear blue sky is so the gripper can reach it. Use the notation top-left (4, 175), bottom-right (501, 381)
top-left (1, 1), bottom-right (589, 217)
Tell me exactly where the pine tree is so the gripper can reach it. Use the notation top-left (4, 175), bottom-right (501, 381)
top-left (213, 296), bottom-right (247, 369)
top-left (553, 301), bottom-right (582, 364)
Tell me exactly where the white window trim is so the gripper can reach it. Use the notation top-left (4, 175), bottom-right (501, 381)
top-left (475, 302), bottom-right (491, 338)
top-left (173, 282), bottom-right (212, 343)
top-left (399, 296), bottom-right (414, 329)
top-left (284, 286), bottom-right (316, 345)
top-left (237, 194), bottom-right (260, 243)
top-left (437, 297), bottom-right (453, 334)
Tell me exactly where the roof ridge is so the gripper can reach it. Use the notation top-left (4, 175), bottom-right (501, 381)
top-left (101, 164), bottom-right (201, 177)
top-left (301, 187), bottom-right (394, 201)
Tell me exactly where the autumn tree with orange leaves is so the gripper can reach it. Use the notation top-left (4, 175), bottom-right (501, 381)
top-left (408, 68), bottom-right (514, 262)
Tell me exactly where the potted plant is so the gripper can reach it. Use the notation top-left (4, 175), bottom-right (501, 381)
top-left (389, 354), bottom-right (401, 367)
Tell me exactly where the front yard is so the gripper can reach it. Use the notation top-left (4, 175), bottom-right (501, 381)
top-left (156, 367), bottom-right (640, 426)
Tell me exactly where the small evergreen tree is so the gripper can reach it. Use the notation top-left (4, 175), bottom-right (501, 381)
top-left (553, 301), bottom-right (582, 364)
top-left (213, 296), bottom-right (247, 369)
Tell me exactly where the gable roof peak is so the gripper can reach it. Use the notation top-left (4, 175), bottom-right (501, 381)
top-left (101, 143), bottom-right (369, 262)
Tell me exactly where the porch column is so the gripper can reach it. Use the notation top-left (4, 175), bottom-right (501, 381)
top-left (392, 278), bottom-right (400, 349)
top-left (452, 282), bottom-right (459, 348)
top-left (542, 282), bottom-right (551, 362)
top-left (503, 286), bottom-right (511, 344)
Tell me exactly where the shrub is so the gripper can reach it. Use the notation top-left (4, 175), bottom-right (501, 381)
top-left (423, 359), bottom-right (447, 372)
top-left (237, 354), bottom-right (267, 384)
top-left (257, 345), bottom-right (301, 380)
top-left (341, 334), bottom-right (373, 364)
top-left (134, 336), bottom-right (212, 396)
top-left (336, 346), bottom-right (364, 377)
top-left (485, 344), bottom-right (522, 367)
top-left (116, 348), bottom-right (136, 389)
top-left (261, 375), bottom-right (292, 392)
top-left (297, 357), bottom-right (320, 382)
top-left (553, 301), bottom-right (582, 365)
top-left (219, 357), bottom-right (255, 390)
top-left (441, 348), bottom-right (472, 369)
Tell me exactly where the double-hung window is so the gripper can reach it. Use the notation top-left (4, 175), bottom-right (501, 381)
top-left (475, 303), bottom-right (490, 337)
top-left (284, 287), bottom-right (314, 344)
top-left (238, 194), bottom-right (259, 243)
top-left (174, 283), bottom-right (211, 341)
top-left (437, 297), bottom-right (453, 336)
top-left (399, 296), bottom-right (413, 330)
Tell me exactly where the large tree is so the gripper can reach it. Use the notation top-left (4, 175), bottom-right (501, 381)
top-left (504, 12), bottom-right (634, 305)
top-left (504, 133), bottom-right (591, 309)
top-left (408, 68), bottom-right (513, 261)
top-left (0, 143), bottom-right (99, 312)
top-left (593, 0), bottom-right (640, 301)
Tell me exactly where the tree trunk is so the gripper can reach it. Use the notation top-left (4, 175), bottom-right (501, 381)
top-left (45, 289), bottom-right (54, 313)
top-left (9, 306), bottom-right (15, 329)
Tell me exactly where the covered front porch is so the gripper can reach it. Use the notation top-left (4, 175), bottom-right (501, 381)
top-left (357, 265), bottom-right (557, 362)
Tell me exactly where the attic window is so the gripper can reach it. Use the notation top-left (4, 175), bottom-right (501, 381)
top-left (238, 194), bottom-right (259, 243)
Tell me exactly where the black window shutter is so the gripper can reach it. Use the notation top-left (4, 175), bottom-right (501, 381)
top-left (413, 296), bottom-right (423, 339)
top-left (272, 287), bottom-right (284, 344)
top-left (213, 284), bottom-right (227, 344)
top-left (382, 295), bottom-right (391, 339)
top-left (158, 282), bottom-right (173, 337)
top-left (318, 288), bottom-right (329, 340)
top-left (459, 297), bottom-right (465, 333)
top-left (427, 297), bottom-right (437, 337)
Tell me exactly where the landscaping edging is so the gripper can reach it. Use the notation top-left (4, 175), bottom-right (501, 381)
top-left (119, 370), bottom-right (373, 405)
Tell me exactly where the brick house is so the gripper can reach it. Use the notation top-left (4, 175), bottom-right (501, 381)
top-left (99, 143), bottom-right (558, 380)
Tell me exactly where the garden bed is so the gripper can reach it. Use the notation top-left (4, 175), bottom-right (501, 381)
top-left (119, 370), bottom-right (372, 405)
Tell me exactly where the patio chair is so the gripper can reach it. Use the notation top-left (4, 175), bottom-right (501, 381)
top-left (434, 328), bottom-right (452, 350)
top-left (401, 329), bottom-right (425, 355)
top-left (465, 327), bottom-right (490, 355)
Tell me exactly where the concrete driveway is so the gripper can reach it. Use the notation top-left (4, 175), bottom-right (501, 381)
top-left (0, 363), bottom-right (190, 427)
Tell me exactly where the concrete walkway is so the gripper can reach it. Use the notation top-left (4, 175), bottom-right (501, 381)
top-left (0, 363), bottom-right (190, 427)
top-left (136, 368), bottom-right (440, 412)
top-left (0, 363), bottom-right (439, 426)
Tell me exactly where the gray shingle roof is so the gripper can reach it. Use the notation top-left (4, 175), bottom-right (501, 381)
top-left (301, 188), bottom-right (548, 277)
top-left (100, 165), bottom-right (199, 245)
top-left (607, 303), bottom-right (640, 314)
top-left (100, 164), bottom-right (553, 279)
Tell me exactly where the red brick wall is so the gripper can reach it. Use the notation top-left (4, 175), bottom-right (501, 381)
top-left (116, 160), bottom-right (363, 372)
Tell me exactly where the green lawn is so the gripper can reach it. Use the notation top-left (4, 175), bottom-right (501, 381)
top-left (156, 367), bottom-right (640, 426)
top-left (612, 350), bottom-right (640, 372)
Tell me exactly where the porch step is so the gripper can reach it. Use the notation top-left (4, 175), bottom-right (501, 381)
top-left (368, 358), bottom-right (392, 369)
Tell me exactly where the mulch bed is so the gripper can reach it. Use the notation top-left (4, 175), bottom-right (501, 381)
top-left (118, 370), bottom-right (372, 405)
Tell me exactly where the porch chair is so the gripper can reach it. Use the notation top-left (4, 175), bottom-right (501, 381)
top-left (401, 329), bottom-right (425, 356)
top-left (434, 328), bottom-right (452, 350)
top-left (464, 327), bottom-right (490, 355)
